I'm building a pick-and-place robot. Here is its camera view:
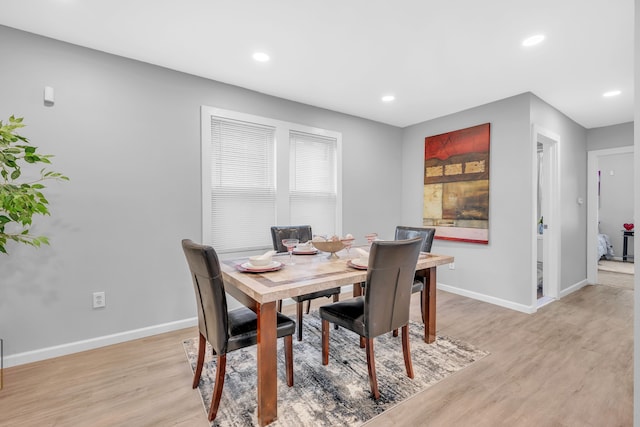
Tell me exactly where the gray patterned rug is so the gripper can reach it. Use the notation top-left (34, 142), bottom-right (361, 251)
top-left (183, 311), bottom-right (488, 426)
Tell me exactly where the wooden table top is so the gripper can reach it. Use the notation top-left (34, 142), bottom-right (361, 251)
top-left (220, 248), bottom-right (454, 304)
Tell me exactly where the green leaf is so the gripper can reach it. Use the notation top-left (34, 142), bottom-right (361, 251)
top-left (0, 115), bottom-right (67, 255)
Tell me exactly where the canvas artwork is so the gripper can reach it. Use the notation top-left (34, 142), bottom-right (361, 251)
top-left (423, 123), bottom-right (490, 244)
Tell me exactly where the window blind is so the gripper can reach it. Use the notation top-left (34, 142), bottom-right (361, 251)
top-left (289, 131), bottom-right (337, 236)
top-left (209, 117), bottom-right (276, 252)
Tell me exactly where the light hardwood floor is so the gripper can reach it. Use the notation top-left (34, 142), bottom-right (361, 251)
top-left (1, 280), bottom-right (632, 427)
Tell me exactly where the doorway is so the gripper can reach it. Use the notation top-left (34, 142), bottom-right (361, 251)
top-left (532, 125), bottom-right (560, 308)
top-left (587, 146), bottom-right (634, 284)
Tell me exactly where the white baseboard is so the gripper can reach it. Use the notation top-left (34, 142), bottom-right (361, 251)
top-left (5, 317), bottom-right (198, 368)
top-left (7, 286), bottom-right (359, 368)
top-left (559, 279), bottom-right (589, 298)
top-left (437, 283), bottom-right (536, 314)
top-left (9, 281), bottom-right (588, 368)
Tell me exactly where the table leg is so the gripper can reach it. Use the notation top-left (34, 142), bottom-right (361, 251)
top-left (623, 234), bottom-right (628, 262)
top-left (353, 282), bottom-right (363, 297)
top-left (424, 267), bottom-right (436, 343)
top-left (256, 301), bottom-right (278, 426)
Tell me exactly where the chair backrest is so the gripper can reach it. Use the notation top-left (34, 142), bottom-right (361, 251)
top-left (181, 239), bottom-right (230, 355)
top-left (363, 237), bottom-right (423, 337)
top-left (395, 226), bottom-right (436, 252)
top-left (270, 225), bottom-right (313, 252)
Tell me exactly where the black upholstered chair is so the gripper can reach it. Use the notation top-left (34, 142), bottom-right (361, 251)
top-left (181, 239), bottom-right (295, 422)
top-left (392, 226), bottom-right (436, 336)
top-left (270, 225), bottom-right (341, 341)
top-left (270, 225), bottom-right (314, 253)
top-left (319, 238), bottom-right (423, 400)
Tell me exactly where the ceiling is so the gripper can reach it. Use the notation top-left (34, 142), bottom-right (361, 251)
top-left (0, 0), bottom-right (634, 129)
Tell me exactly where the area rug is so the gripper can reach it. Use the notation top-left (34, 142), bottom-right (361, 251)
top-left (183, 311), bottom-right (488, 426)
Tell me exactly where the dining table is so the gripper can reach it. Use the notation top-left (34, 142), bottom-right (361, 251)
top-left (219, 246), bottom-right (454, 426)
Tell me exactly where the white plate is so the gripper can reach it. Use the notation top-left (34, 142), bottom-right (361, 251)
top-left (240, 261), bottom-right (282, 271)
top-left (293, 249), bottom-right (318, 255)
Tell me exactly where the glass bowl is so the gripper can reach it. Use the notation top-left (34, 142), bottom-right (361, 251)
top-left (311, 240), bottom-right (346, 259)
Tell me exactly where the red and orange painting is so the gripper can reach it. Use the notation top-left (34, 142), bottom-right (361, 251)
top-left (423, 123), bottom-right (490, 244)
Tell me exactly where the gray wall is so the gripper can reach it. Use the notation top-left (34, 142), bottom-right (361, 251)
top-left (401, 92), bottom-right (589, 308)
top-left (634, 3), bottom-right (639, 423)
top-left (586, 122), bottom-right (634, 260)
top-left (0, 26), bottom-right (403, 359)
top-left (587, 122), bottom-right (634, 151)
top-left (598, 153), bottom-right (634, 259)
top-left (529, 94), bottom-right (589, 292)
top-left (401, 94), bottom-right (533, 307)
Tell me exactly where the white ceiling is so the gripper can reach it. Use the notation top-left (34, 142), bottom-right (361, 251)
top-left (0, 0), bottom-right (634, 129)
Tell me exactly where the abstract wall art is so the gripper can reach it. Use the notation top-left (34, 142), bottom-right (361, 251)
top-left (423, 123), bottom-right (490, 244)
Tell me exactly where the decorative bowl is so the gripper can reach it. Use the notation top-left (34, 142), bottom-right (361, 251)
top-left (249, 255), bottom-right (272, 266)
top-left (311, 240), bottom-right (346, 259)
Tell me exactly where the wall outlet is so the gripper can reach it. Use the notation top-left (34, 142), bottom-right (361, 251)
top-left (93, 291), bottom-right (105, 309)
top-left (449, 262), bottom-right (455, 270)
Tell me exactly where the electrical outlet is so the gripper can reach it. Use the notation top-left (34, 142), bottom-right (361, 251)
top-left (93, 291), bottom-right (105, 309)
top-left (449, 262), bottom-right (455, 270)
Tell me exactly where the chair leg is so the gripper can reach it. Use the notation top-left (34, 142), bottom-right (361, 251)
top-left (333, 294), bottom-right (339, 330)
top-left (322, 319), bottom-right (330, 365)
top-left (277, 299), bottom-right (283, 312)
top-left (284, 335), bottom-right (294, 387)
top-left (360, 336), bottom-right (365, 348)
top-left (365, 338), bottom-right (380, 400)
top-left (208, 354), bottom-right (227, 421)
top-left (297, 301), bottom-right (304, 341)
top-left (392, 329), bottom-right (398, 337)
top-left (420, 286), bottom-right (426, 323)
top-left (402, 324), bottom-right (414, 379)
top-left (192, 333), bottom-right (206, 389)
top-left (305, 300), bottom-right (311, 314)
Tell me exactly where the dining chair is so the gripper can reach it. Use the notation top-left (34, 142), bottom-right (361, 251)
top-left (319, 237), bottom-right (423, 399)
top-left (393, 226), bottom-right (435, 334)
top-left (270, 225), bottom-right (314, 253)
top-left (270, 225), bottom-right (341, 341)
top-left (181, 239), bottom-right (296, 422)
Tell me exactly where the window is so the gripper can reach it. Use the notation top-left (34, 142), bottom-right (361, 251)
top-left (201, 106), bottom-right (342, 254)
top-left (289, 131), bottom-right (337, 234)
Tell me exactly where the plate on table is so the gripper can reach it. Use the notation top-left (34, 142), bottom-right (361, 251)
top-left (293, 249), bottom-right (318, 255)
top-left (347, 259), bottom-right (368, 270)
top-left (237, 261), bottom-right (283, 273)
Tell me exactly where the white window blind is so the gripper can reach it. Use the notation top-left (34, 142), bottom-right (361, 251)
top-left (209, 117), bottom-right (276, 252)
top-left (289, 131), bottom-right (337, 235)
top-left (201, 106), bottom-right (342, 255)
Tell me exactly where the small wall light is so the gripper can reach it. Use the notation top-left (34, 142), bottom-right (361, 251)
top-left (44, 86), bottom-right (55, 106)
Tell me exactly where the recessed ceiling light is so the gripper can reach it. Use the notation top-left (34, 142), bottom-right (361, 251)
top-left (253, 52), bottom-right (270, 62)
top-left (522, 34), bottom-right (545, 47)
top-left (381, 95), bottom-right (395, 102)
top-left (603, 90), bottom-right (621, 97)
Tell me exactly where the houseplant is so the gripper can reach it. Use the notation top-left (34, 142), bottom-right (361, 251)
top-left (0, 115), bottom-right (68, 254)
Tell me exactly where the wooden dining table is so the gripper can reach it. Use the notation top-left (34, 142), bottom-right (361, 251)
top-left (219, 247), bottom-right (454, 426)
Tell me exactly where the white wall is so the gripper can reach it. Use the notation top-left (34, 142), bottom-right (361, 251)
top-left (0, 26), bottom-right (403, 363)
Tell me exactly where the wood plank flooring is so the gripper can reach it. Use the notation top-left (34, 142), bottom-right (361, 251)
top-left (1, 282), bottom-right (633, 427)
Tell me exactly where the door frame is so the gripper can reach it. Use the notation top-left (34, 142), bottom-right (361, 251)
top-left (531, 124), bottom-right (561, 306)
top-left (586, 146), bottom-right (634, 284)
